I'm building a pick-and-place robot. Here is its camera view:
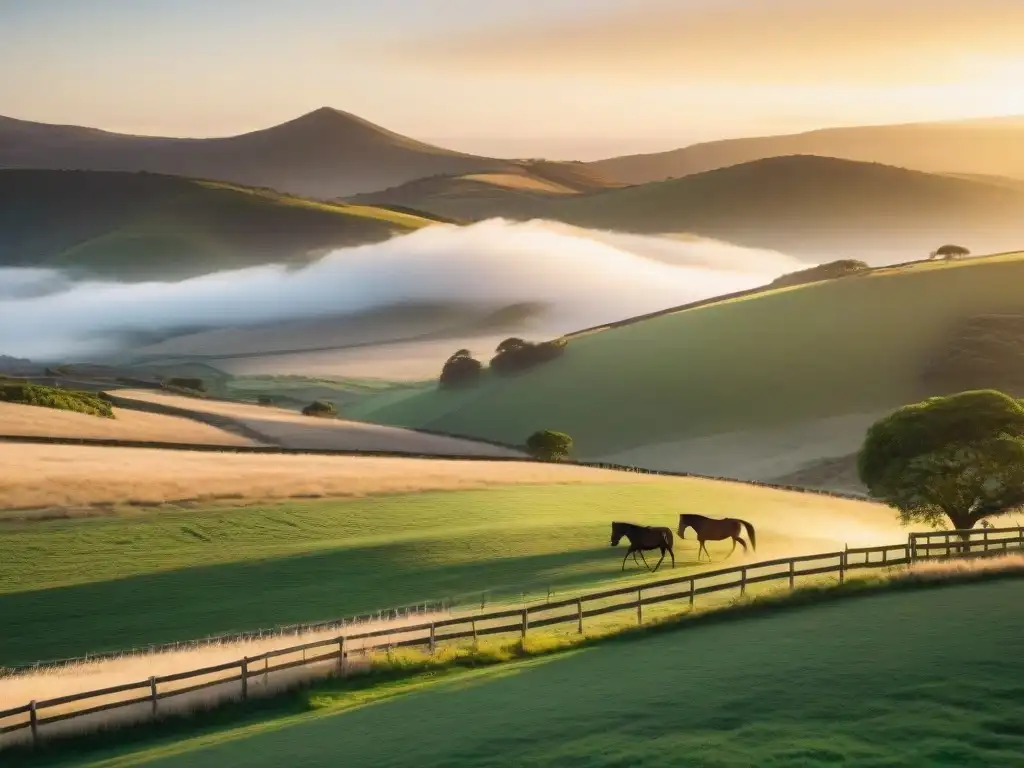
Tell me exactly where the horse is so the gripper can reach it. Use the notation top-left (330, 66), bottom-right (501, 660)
top-left (677, 514), bottom-right (757, 561)
top-left (610, 521), bottom-right (675, 572)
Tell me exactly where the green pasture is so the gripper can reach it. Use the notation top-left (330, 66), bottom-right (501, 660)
top-left (0, 481), bottom-right (888, 666)
top-left (49, 578), bottom-right (1024, 767)
top-left (351, 252), bottom-right (1024, 455)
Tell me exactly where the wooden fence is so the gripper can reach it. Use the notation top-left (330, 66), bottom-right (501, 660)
top-left (4, 524), bottom-right (1022, 748)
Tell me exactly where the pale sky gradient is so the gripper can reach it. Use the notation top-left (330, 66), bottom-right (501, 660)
top-left (1, 0), bottom-right (1022, 159)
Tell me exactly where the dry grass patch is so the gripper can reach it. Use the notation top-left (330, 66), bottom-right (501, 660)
top-left (112, 390), bottom-right (522, 456)
top-left (0, 402), bottom-right (255, 446)
top-left (0, 444), bottom-right (655, 513)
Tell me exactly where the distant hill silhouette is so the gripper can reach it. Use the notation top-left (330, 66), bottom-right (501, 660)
top-left (553, 155), bottom-right (1024, 261)
top-left (0, 169), bottom-right (435, 279)
top-left (587, 116), bottom-right (1024, 184)
top-left (0, 108), bottom-right (514, 198)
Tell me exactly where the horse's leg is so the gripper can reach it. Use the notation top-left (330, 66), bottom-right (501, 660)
top-left (699, 540), bottom-right (710, 561)
top-left (651, 548), bottom-right (666, 573)
top-left (726, 538), bottom-right (737, 559)
top-left (669, 545), bottom-right (675, 568)
top-left (735, 536), bottom-right (748, 553)
top-left (622, 548), bottom-right (633, 571)
top-left (638, 550), bottom-right (652, 571)
top-left (632, 550), bottom-right (641, 565)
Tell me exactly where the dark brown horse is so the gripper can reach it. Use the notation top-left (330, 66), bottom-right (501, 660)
top-left (678, 514), bottom-right (757, 561)
top-left (610, 521), bottom-right (675, 572)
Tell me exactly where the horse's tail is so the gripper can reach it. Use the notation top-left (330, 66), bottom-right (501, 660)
top-left (738, 519), bottom-right (756, 551)
top-left (660, 528), bottom-right (673, 550)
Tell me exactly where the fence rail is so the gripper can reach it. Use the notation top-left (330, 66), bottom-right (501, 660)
top-left (4, 525), bottom-right (1022, 748)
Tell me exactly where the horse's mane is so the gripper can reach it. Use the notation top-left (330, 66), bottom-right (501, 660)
top-left (680, 513), bottom-right (711, 521)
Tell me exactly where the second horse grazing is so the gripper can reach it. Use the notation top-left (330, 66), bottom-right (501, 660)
top-left (610, 521), bottom-right (675, 572)
top-left (677, 514), bottom-right (757, 561)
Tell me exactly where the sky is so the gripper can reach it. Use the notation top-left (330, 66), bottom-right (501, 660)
top-left (1, 0), bottom-right (1023, 160)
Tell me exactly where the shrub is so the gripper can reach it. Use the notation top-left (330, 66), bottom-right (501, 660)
top-left (490, 337), bottom-right (567, 376)
top-left (526, 430), bottom-right (573, 461)
top-left (769, 260), bottom-right (869, 289)
top-left (302, 400), bottom-right (337, 418)
top-left (0, 382), bottom-right (114, 419)
top-left (439, 350), bottom-right (483, 389)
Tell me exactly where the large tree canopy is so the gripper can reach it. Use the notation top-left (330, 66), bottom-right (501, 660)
top-left (858, 390), bottom-right (1024, 530)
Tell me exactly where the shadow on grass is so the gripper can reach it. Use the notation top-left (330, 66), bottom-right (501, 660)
top-left (6, 561), bottom-right (1024, 766)
top-left (0, 535), bottom-right (704, 666)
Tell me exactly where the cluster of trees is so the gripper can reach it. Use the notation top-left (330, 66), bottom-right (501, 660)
top-left (858, 389), bottom-right (1024, 533)
top-left (438, 337), bottom-right (568, 390)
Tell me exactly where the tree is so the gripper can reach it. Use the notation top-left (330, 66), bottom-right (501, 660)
top-left (439, 349), bottom-right (482, 389)
top-left (930, 244), bottom-right (970, 261)
top-left (857, 390), bottom-right (1024, 533)
top-left (526, 430), bottom-right (573, 462)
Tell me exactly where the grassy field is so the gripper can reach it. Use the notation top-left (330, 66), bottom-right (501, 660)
top-left (351, 252), bottom-right (1024, 462)
top-left (0, 170), bottom-right (435, 279)
top-left (35, 578), bottom-right (1024, 767)
top-left (0, 480), bottom-right (896, 665)
top-left (0, 402), bottom-right (255, 445)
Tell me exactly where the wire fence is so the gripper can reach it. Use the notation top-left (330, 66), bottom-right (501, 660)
top-left (4, 525), bottom-right (1021, 749)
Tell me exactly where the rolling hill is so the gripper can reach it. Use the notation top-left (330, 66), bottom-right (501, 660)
top-left (587, 114), bottom-right (1024, 184)
top-left (549, 155), bottom-right (1024, 260)
top-left (2, 108), bottom-right (542, 199)
top-left (351, 156), bottom-right (1024, 262)
top-left (349, 252), bottom-right (1024, 485)
top-left (0, 169), bottom-right (437, 279)
top-left (347, 160), bottom-right (624, 220)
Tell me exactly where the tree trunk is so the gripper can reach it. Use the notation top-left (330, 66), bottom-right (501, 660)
top-left (947, 512), bottom-right (976, 555)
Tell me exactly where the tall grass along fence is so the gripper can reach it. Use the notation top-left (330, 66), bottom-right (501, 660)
top-left (4, 525), bottom-right (1021, 749)
top-left (0, 599), bottom-right (444, 679)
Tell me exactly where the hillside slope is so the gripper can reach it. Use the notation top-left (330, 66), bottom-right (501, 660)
top-left (0, 169), bottom-right (434, 278)
top-left (352, 252), bottom-right (1024, 480)
top-left (588, 115), bottom-right (1024, 184)
top-left (0, 108), bottom-right (512, 199)
top-left (551, 155), bottom-right (1024, 260)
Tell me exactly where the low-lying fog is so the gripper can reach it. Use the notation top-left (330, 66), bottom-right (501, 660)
top-left (0, 219), bottom-right (811, 366)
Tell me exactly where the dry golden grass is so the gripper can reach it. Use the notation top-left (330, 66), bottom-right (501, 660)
top-left (460, 172), bottom-right (577, 194)
top-left (111, 390), bottom-right (523, 456)
top-left (0, 443), bottom-right (656, 513)
top-left (0, 402), bottom-right (255, 446)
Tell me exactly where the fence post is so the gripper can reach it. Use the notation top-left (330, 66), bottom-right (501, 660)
top-left (264, 656), bottom-right (269, 688)
top-left (907, 533), bottom-right (914, 564)
top-left (637, 588), bottom-right (643, 624)
top-left (839, 546), bottom-right (846, 584)
top-left (689, 578), bottom-right (696, 609)
top-left (241, 657), bottom-right (249, 700)
top-left (150, 676), bottom-right (158, 718)
top-left (521, 608), bottom-right (529, 642)
top-left (29, 700), bottom-right (38, 747)
top-left (471, 619), bottom-right (478, 646)
top-left (740, 567), bottom-right (747, 596)
top-left (983, 528), bottom-right (989, 553)
top-left (576, 598), bottom-right (584, 634)
top-left (338, 637), bottom-right (347, 675)
top-left (882, 547), bottom-right (888, 565)
top-left (429, 624), bottom-right (436, 655)
top-left (788, 559), bottom-right (795, 590)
